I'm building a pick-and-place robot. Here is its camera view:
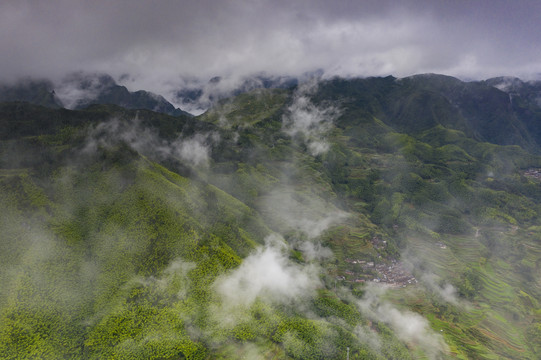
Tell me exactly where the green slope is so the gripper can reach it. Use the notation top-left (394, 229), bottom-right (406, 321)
top-left (0, 103), bottom-right (412, 359)
top-left (1, 74), bottom-right (541, 359)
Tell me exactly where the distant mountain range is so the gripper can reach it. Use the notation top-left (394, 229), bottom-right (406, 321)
top-left (2, 72), bottom-right (541, 152)
top-left (0, 71), bottom-right (314, 116)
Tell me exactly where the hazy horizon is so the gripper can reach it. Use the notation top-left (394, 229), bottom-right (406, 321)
top-left (2, 1), bottom-right (541, 98)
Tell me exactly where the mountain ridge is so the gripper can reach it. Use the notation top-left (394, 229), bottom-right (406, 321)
top-left (3, 72), bottom-right (541, 152)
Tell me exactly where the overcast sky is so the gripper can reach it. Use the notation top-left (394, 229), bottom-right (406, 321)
top-left (2, 0), bottom-right (541, 95)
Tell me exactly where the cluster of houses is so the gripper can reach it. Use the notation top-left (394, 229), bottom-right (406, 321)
top-left (373, 260), bottom-right (417, 287)
top-left (337, 234), bottom-right (420, 287)
top-left (341, 256), bottom-right (417, 287)
top-left (524, 168), bottom-right (541, 180)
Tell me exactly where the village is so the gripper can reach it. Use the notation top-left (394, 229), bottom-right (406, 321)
top-left (338, 236), bottom-right (418, 288)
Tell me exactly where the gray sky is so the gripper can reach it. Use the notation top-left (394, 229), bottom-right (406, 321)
top-left (2, 0), bottom-right (541, 95)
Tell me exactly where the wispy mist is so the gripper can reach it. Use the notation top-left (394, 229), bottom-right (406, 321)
top-left (54, 72), bottom-right (115, 109)
top-left (261, 188), bottom-right (348, 239)
top-left (83, 117), bottom-right (217, 168)
top-left (282, 82), bottom-right (341, 156)
top-left (295, 240), bottom-right (334, 261)
top-left (401, 245), bottom-right (466, 307)
top-left (420, 273), bottom-right (460, 305)
top-left (356, 284), bottom-right (449, 359)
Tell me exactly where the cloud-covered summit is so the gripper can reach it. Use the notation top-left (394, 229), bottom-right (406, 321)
top-left (2, 0), bottom-right (541, 106)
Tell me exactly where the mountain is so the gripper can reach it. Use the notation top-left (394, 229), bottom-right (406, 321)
top-left (0, 74), bottom-right (540, 359)
top-left (0, 73), bottom-right (190, 117)
top-left (314, 74), bottom-right (541, 152)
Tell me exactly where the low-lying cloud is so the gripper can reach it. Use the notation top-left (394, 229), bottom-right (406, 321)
top-left (171, 133), bottom-right (215, 167)
top-left (282, 82), bottom-right (341, 156)
top-left (214, 235), bottom-right (321, 308)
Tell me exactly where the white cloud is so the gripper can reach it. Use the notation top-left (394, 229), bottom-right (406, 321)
top-left (214, 235), bottom-right (321, 307)
top-left (171, 134), bottom-right (214, 167)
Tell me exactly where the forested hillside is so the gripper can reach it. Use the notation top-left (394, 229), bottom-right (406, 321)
top-left (1, 75), bottom-right (540, 359)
